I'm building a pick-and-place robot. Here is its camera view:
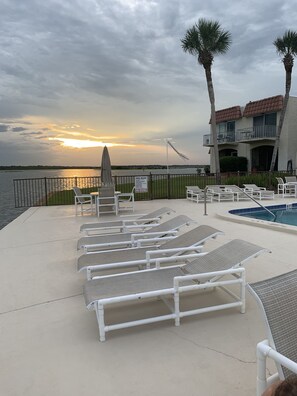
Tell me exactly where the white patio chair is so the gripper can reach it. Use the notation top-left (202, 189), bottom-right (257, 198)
top-left (78, 225), bottom-right (224, 279)
top-left (83, 239), bottom-right (269, 341)
top-left (77, 214), bottom-right (195, 252)
top-left (97, 186), bottom-right (118, 216)
top-left (276, 177), bottom-right (295, 197)
top-left (243, 184), bottom-right (274, 200)
top-left (285, 176), bottom-right (297, 183)
top-left (80, 207), bottom-right (175, 235)
top-left (73, 187), bottom-right (94, 215)
top-left (248, 269), bottom-right (297, 396)
top-left (117, 186), bottom-right (135, 212)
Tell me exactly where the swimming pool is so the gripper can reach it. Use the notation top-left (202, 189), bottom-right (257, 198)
top-left (229, 203), bottom-right (297, 226)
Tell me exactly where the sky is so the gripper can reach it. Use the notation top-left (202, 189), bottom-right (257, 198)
top-left (0, 0), bottom-right (297, 167)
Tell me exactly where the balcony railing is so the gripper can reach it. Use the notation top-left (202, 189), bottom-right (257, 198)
top-left (203, 125), bottom-right (276, 146)
top-left (236, 125), bottom-right (276, 141)
top-left (203, 133), bottom-right (236, 146)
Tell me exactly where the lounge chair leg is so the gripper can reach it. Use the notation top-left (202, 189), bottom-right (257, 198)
top-left (174, 289), bottom-right (180, 326)
top-left (87, 268), bottom-right (92, 281)
top-left (240, 270), bottom-right (246, 314)
top-left (256, 342), bottom-right (269, 396)
top-left (96, 302), bottom-right (106, 342)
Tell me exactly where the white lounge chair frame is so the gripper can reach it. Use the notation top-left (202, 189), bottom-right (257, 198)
top-left (207, 185), bottom-right (235, 202)
top-left (78, 215), bottom-right (195, 252)
top-left (186, 186), bottom-right (212, 203)
top-left (248, 269), bottom-right (297, 396)
top-left (80, 207), bottom-right (174, 235)
top-left (78, 225), bottom-right (224, 279)
top-left (84, 239), bottom-right (269, 341)
top-left (223, 185), bottom-right (251, 201)
top-left (243, 184), bottom-right (274, 200)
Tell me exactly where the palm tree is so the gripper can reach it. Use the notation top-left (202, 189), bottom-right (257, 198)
top-left (270, 30), bottom-right (297, 172)
top-left (181, 19), bottom-right (231, 182)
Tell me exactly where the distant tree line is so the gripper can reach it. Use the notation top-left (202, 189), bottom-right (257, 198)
top-left (0, 164), bottom-right (207, 170)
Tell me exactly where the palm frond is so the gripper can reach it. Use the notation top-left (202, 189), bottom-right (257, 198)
top-left (181, 18), bottom-right (231, 60)
top-left (274, 30), bottom-right (297, 57)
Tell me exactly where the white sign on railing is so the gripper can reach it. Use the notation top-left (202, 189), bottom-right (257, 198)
top-left (135, 176), bottom-right (148, 192)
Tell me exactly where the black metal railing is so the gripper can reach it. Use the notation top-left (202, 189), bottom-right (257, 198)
top-left (13, 171), bottom-right (291, 208)
top-left (203, 125), bottom-right (277, 146)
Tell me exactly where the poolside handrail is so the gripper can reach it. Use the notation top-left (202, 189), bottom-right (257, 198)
top-left (230, 185), bottom-right (276, 220)
top-left (204, 185), bottom-right (276, 220)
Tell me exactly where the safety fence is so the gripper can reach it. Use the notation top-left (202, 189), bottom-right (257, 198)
top-left (13, 171), bottom-right (288, 208)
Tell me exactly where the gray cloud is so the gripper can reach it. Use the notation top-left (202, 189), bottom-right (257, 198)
top-left (0, 124), bottom-right (10, 132)
top-left (12, 127), bottom-right (27, 132)
top-left (0, 0), bottom-right (297, 165)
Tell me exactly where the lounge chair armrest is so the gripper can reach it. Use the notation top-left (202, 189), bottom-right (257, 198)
top-left (153, 252), bottom-right (206, 269)
top-left (75, 194), bottom-right (92, 199)
top-left (124, 223), bottom-right (160, 231)
top-left (257, 340), bottom-right (297, 374)
top-left (146, 245), bottom-right (204, 260)
top-left (136, 235), bottom-right (177, 247)
top-left (122, 217), bottom-right (160, 225)
top-left (131, 230), bottom-right (178, 242)
top-left (173, 267), bottom-right (245, 287)
top-left (256, 340), bottom-right (297, 395)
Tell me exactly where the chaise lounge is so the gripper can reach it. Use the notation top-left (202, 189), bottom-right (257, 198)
top-left (78, 225), bottom-right (223, 279)
top-left (80, 207), bottom-right (175, 235)
top-left (83, 239), bottom-right (270, 341)
top-left (77, 215), bottom-right (195, 252)
top-left (248, 269), bottom-right (297, 396)
top-left (243, 184), bottom-right (274, 200)
top-left (186, 186), bottom-right (212, 203)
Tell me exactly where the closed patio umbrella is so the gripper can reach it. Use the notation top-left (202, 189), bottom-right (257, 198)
top-left (100, 146), bottom-right (114, 186)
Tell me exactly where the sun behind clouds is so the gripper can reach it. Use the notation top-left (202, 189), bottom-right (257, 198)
top-left (49, 137), bottom-right (134, 149)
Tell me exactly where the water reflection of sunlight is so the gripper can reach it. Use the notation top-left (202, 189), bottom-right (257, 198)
top-left (58, 168), bottom-right (99, 178)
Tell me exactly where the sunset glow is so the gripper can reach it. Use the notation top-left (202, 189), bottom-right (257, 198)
top-left (49, 137), bottom-right (135, 149)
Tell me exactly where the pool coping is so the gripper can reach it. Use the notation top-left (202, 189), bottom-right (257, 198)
top-left (216, 202), bottom-right (297, 235)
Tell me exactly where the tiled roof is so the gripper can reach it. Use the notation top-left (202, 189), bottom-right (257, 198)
top-left (210, 106), bottom-right (242, 124)
top-left (243, 95), bottom-right (283, 117)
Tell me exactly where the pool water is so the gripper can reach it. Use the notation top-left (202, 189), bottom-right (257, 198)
top-left (229, 204), bottom-right (297, 226)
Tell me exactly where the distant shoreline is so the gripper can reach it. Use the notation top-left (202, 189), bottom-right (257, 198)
top-left (0, 164), bottom-right (206, 171)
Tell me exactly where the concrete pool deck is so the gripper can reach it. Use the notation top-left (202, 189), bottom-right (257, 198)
top-left (1, 196), bottom-right (297, 396)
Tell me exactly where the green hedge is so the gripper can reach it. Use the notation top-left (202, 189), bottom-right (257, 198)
top-left (220, 156), bottom-right (248, 172)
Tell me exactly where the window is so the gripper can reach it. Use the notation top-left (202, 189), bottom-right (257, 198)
top-left (227, 121), bottom-right (235, 132)
top-left (253, 112), bottom-right (277, 127)
top-left (218, 121), bottom-right (235, 133)
top-left (265, 113), bottom-right (276, 126)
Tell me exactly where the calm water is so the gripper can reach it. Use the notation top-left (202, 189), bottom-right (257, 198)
top-left (0, 167), bottom-right (198, 229)
top-left (236, 205), bottom-right (297, 226)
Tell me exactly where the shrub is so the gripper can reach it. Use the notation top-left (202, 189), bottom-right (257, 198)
top-left (220, 156), bottom-right (248, 172)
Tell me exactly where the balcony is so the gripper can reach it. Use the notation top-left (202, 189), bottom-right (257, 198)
top-left (203, 125), bottom-right (276, 147)
top-left (236, 125), bottom-right (276, 142)
top-left (203, 132), bottom-right (236, 146)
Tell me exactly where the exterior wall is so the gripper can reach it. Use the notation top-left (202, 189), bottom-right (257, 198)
top-left (209, 96), bottom-right (297, 173)
top-left (236, 115), bottom-right (250, 130)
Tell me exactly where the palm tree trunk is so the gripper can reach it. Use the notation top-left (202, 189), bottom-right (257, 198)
top-left (204, 66), bottom-right (220, 183)
top-left (269, 70), bottom-right (292, 171)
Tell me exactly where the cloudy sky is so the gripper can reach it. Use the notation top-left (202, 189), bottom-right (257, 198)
top-left (0, 0), bottom-right (296, 166)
